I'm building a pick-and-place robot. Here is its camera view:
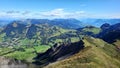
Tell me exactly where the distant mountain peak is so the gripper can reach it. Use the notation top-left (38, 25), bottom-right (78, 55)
top-left (100, 23), bottom-right (110, 30)
top-left (98, 23), bottom-right (120, 43)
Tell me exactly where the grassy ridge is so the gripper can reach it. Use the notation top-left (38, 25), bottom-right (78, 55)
top-left (45, 37), bottom-right (120, 68)
top-left (82, 27), bottom-right (101, 34)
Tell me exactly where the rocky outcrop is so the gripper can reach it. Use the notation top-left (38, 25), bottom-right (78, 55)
top-left (0, 56), bottom-right (27, 68)
top-left (33, 40), bottom-right (84, 66)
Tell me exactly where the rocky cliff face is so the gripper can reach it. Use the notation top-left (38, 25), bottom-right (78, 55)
top-left (33, 40), bottom-right (84, 66)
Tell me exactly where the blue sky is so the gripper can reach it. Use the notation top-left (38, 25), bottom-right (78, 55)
top-left (0, 0), bottom-right (120, 19)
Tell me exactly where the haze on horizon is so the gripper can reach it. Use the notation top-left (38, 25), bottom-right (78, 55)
top-left (0, 0), bottom-right (120, 19)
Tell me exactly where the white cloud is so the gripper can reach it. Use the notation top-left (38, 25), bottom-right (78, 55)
top-left (0, 9), bottom-right (119, 19)
top-left (6, 11), bottom-right (20, 14)
top-left (40, 8), bottom-right (65, 18)
top-left (0, 9), bottom-right (86, 19)
top-left (40, 8), bottom-right (86, 19)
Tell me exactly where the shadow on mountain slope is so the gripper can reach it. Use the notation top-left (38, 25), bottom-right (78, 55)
top-left (33, 40), bottom-right (84, 66)
top-left (44, 37), bottom-right (120, 68)
top-left (98, 23), bottom-right (120, 43)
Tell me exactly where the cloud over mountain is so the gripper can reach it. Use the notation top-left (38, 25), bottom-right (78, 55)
top-left (0, 9), bottom-right (86, 19)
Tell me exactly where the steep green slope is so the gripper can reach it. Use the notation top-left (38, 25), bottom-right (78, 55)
top-left (45, 37), bottom-right (120, 68)
top-left (77, 26), bottom-right (101, 37)
top-left (114, 40), bottom-right (120, 51)
top-left (0, 22), bottom-right (71, 47)
top-left (82, 27), bottom-right (100, 34)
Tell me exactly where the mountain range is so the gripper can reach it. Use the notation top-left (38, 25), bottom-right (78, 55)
top-left (0, 18), bottom-right (120, 68)
top-left (1, 18), bottom-right (120, 28)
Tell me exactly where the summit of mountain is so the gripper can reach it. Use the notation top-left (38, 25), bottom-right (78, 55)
top-left (98, 23), bottom-right (120, 43)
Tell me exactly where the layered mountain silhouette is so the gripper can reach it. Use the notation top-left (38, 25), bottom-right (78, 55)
top-left (81, 19), bottom-right (120, 27)
top-left (10, 19), bottom-right (84, 29)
